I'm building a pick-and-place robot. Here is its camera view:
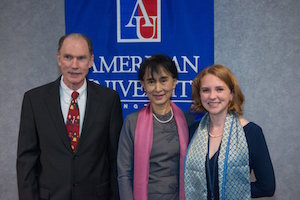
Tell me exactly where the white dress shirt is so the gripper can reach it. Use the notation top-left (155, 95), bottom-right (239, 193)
top-left (60, 76), bottom-right (87, 136)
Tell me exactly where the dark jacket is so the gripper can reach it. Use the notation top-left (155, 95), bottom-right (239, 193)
top-left (17, 78), bottom-right (123, 200)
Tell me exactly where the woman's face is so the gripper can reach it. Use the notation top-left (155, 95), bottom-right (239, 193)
top-left (141, 67), bottom-right (177, 113)
top-left (200, 74), bottom-right (233, 117)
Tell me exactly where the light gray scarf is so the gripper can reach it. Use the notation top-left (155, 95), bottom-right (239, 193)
top-left (184, 113), bottom-right (251, 199)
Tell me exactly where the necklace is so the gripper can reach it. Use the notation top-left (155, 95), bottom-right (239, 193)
top-left (152, 108), bottom-right (173, 124)
top-left (209, 132), bottom-right (223, 138)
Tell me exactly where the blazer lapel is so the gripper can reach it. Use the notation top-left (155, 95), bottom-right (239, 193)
top-left (44, 78), bottom-right (73, 153)
top-left (77, 81), bottom-right (100, 149)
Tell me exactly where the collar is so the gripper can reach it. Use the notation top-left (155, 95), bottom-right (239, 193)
top-left (60, 76), bottom-right (87, 99)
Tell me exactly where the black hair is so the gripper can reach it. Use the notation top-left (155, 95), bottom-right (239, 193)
top-left (138, 54), bottom-right (178, 81)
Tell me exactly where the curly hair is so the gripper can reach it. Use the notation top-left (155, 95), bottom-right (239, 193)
top-left (191, 64), bottom-right (245, 115)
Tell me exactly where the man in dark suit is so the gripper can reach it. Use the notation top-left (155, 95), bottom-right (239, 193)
top-left (17, 33), bottom-right (123, 200)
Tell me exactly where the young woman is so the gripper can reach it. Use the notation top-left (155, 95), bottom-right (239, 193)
top-left (185, 64), bottom-right (275, 199)
top-left (117, 54), bottom-right (189, 200)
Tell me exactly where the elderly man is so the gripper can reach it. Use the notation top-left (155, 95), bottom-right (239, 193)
top-left (17, 33), bottom-right (122, 200)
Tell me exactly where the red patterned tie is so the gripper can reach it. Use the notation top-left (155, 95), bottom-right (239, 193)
top-left (66, 91), bottom-right (80, 152)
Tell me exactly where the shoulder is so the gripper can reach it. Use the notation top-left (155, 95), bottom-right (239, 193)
top-left (124, 111), bottom-right (139, 124)
top-left (243, 122), bottom-right (266, 150)
top-left (184, 111), bottom-right (196, 127)
top-left (188, 121), bottom-right (201, 141)
top-left (243, 122), bottom-right (263, 136)
top-left (239, 117), bottom-right (264, 139)
top-left (187, 112), bottom-right (206, 141)
top-left (120, 111), bottom-right (140, 139)
top-left (24, 78), bottom-right (59, 97)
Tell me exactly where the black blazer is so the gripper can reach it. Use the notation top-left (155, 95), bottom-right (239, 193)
top-left (17, 78), bottom-right (123, 200)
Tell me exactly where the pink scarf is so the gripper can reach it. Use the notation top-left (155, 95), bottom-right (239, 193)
top-left (134, 102), bottom-right (188, 200)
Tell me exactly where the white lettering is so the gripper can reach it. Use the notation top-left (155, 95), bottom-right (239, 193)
top-left (119, 56), bottom-right (131, 72)
top-left (135, 16), bottom-right (157, 40)
top-left (174, 80), bottom-right (193, 98)
top-left (119, 80), bottom-right (133, 97)
top-left (92, 55), bottom-right (200, 74)
top-left (104, 80), bottom-right (145, 97)
top-left (172, 56), bottom-right (200, 73)
top-left (125, 0), bottom-right (152, 28)
top-left (98, 56), bottom-right (118, 73)
top-left (131, 56), bottom-right (142, 72)
top-left (182, 56), bottom-right (199, 73)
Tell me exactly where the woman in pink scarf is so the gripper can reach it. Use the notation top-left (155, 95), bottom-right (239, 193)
top-left (117, 54), bottom-right (190, 200)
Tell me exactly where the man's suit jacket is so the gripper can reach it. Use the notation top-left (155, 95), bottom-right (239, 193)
top-left (17, 77), bottom-right (123, 200)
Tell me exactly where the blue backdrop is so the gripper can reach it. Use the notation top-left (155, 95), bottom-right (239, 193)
top-left (65, 0), bottom-right (214, 119)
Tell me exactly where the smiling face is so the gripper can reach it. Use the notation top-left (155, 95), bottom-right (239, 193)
top-left (141, 67), bottom-right (177, 114)
top-left (200, 74), bottom-right (233, 118)
top-left (57, 35), bottom-right (94, 90)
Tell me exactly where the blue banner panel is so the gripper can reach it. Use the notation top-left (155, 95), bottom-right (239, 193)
top-left (65, 0), bottom-right (214, 119)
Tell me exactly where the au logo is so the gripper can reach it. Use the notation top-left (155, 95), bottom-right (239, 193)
top-left (117, 0), bottom-right (161, 43)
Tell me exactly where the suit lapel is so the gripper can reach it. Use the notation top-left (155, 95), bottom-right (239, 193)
top-left (77, 81), bottom-right (100, 149)
top-left (45, 78), bottom-right (73, 153)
